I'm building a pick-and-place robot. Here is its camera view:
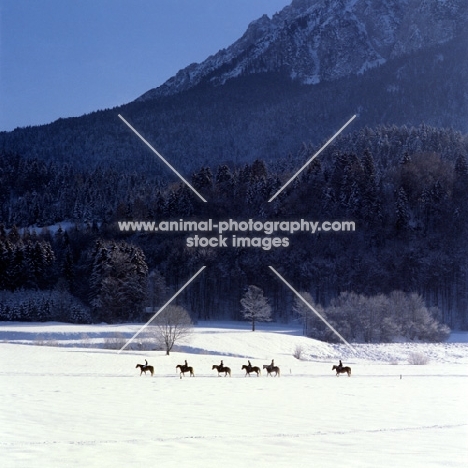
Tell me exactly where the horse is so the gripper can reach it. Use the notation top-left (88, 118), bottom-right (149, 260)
top-left (332, 364), bottom-right (351, 377)
top-left (263, 364), bottom-right (280, 377)
top-left (136, 363), bottom-right (154, 376)
top-left (176, 364), bottom-right (195, 377)
top-left (241, 364), bottom-right (261, 377)
top-left (212, 364), bottom-right (231, 377)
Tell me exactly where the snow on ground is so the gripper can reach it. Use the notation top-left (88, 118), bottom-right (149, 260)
top-left (1, 321), bottom-right (467, 467)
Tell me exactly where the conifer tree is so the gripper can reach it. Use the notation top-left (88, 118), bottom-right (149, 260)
top-left (395, 187), bottom-right (410, 231)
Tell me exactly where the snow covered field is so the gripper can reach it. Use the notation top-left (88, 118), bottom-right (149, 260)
top-left (1, 321), bottom-right (467, 467)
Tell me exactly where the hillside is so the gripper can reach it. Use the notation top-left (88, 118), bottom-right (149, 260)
top-left (1, 0), bottom-right (467, 334)
top-left (0, 0), bottom-right (467, 174)
top-left (1, 321), bottom-right (467, 364)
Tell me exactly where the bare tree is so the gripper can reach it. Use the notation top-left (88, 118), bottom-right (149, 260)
top-left (241, 285), bottom-right (272, 331)
top-left (152, 305), bottom-right (193, 355)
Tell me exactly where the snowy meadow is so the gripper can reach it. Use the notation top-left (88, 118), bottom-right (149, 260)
top-left (1, 322), bottom-right (467, 468)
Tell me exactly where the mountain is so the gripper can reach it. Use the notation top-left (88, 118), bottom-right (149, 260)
top-left (0, 0), bottom-right (467, 175)
top-left (1, 0), bottom-right (468, 331)
top-left (139, 0), bottom-right (467, 99)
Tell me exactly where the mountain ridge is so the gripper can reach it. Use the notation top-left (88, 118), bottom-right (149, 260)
top-left (139, 0), bottom-right (467, 101)
top-left (0, 0), bottom-right (467, 175)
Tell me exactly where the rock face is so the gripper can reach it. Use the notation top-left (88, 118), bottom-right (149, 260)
top-left (139, 0), bottom-right (468, 100)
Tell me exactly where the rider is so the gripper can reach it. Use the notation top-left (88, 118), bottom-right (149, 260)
top-left (220, 359), bottom-right (224, 368)
top-left (338, 360), bottom-right (343, 368)
top-left (271, 359), bottom-right (275, 368)
top-left (248, 360), bottom-right (252, 368)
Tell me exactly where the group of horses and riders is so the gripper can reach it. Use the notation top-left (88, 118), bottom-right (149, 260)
top-left (212, 359), bottom-right (281, 377)
top-left (136, 358), bottom-right (351, 377)
top-left (241, 359), bottom-right (279, 377)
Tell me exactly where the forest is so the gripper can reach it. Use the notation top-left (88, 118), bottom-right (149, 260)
top-left (0, 124), bottom-right (467, 341)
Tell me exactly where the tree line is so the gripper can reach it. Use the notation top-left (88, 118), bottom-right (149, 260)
top-left (0, 124), bottom-right (467, 337)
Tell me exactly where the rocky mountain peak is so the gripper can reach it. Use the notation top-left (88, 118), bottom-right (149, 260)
top-left (137, 0), bottom-right (467, 101)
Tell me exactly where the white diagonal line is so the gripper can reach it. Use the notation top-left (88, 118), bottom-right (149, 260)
top-left (268, 115), bottom-right (357, 202)
top-left (117, 266), bottom-right (206, 353)
top-left (268, 266), bottom-right (355, 352)
top-left (118, 114), bottom-right (207, 203)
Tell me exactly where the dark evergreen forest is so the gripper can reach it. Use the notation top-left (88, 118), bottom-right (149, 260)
top-left (1, 124), bottom-right (467, 340)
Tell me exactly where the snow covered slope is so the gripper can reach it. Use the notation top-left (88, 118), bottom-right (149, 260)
top-left (1, 322), bottom-right (467, 467)
top-left (1, 321), bottom-right (467, 365)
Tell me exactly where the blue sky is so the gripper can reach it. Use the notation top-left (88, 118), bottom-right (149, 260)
top-left (0, 0), bottom-right (290, 131)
